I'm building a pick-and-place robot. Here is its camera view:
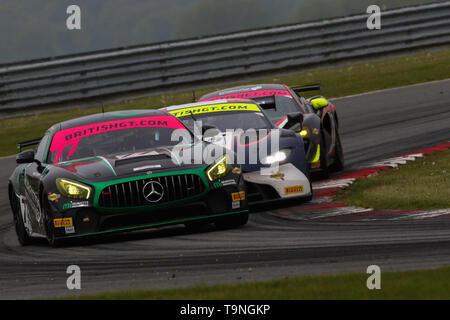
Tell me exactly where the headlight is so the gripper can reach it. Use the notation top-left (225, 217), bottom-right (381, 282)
top-left (261, 149), bottom-right (291, 165)
top-left (206, 155), bottom-right (231, 181)
top-left (298, 127), bottom-right (310, 138)
top-left (56, 178), bottom-right (92, 199)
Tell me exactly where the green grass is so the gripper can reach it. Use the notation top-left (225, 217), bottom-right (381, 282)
top-left (336, 149), bottom-right (450, 210)
top-left (61, 265), bottom-right (450, 299)
top-left (2, 49), bottom-right (450, 158)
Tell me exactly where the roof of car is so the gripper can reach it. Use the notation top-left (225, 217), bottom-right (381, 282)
top-left (199, 84), bottom-right (289, 101)
top-left (163, 99), bottom-right (259, 111)
top-left (51, 109), bottom-right (168, 132)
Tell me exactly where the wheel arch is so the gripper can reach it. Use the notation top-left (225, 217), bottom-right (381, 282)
top-left (8, 182), bottom-right (16, 208)
top-left (322, 111), bottom-right (333, 135)
top-left (334, 112), bottom-right (340, 129)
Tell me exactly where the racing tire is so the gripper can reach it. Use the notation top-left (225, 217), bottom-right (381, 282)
top-left (215, 212), bottom-right (249, 230)
top-left (318, 132), bottom-right (330, 179)
top-left (331, 130), bottom-right (345, 172)
top-left (41, 189), bottom-right (62, 247)
top-left (10, 189), bottom-right (35, 246)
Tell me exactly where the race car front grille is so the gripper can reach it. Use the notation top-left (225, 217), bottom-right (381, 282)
top-left (99, 174), bottom-right (205, 208)
top-left (245, 181), bottom-right (280, 203)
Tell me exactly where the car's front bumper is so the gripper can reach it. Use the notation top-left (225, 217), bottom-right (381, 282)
top-left (50, 183), bottom-right (247, 239)
top-left (243, 163), bottom-right (312, 204)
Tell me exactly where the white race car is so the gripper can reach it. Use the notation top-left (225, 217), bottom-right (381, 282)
top-left (162, 99), bottom-right (312, 205)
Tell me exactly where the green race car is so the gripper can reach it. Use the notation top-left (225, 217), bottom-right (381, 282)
top-left (8, 110), bottom-right (248, 246)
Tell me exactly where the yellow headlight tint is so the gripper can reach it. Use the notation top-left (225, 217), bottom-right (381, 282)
top-left (206, 156), bottom-right (231, 181)
top-left (67, 185), bottom-right (81, 195)
top-left (217, 163), bottom-right (226, 174)
top-left (56, 178), bottom-right (92, 199)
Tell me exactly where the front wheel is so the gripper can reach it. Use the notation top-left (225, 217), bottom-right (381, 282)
top-left (318, 133), bottom-right (330, 179)
top-left (331, 131), bottom-right (345, 172)
top-left (215, 212), bottom-right (249, 230)
top-left (41, 189), bottom-right (61, 247)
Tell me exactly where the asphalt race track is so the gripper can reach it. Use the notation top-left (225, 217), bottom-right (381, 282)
top-left (1, 79), bottom-right (449, 299)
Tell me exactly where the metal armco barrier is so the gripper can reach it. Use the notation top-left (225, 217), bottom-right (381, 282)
top-left (1, 2), bottom-right (450, 114)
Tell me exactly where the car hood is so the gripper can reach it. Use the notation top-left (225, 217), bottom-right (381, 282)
top-left (53, 144), bottom-right (209, 182)
top-left (205, 128), bottom-right (300, 172)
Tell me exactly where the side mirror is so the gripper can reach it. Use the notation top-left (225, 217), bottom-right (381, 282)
top-left (310, 97), bottom-right (329, 110)
top-left (285, 112), bottom-right (303, 132)
top-left (16, 149), bottom-right (35, 164)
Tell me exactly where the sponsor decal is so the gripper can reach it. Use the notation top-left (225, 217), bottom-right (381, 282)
top-left (270, 172), bottom-right (285, 180)
top-left (284, 185), bottom-right (304, 195)
top-left (232, 191), bottom-right (246, 201)
top-left (18, 195), bottom-right (33, 234)
top-left (218, 86), bottom-right (260, 95)
top-left (310, 161), bottom-right (321, 169)
top-left (221, 179), bottom-right (236, 186)
top-left (201, 90), bottom-right (292, 102)
top-left (54, 218), bottom-right (73, 228)
top-left (232, 201), bottom-right (240, 209)
top-left (213, 181), bottom-right (223, 188)
top-left (312, 128), bottom-right (319, 135)
top-left (24, 175), bottom-right (42, 222)
top-left (65, 226), bottom-right (76, 234)
top-left (63, 201), bottom-right (89, 210)
top-left (50, 116), bottom-right (186, 162)
top-left (169, 104), bottom-right (261, 117)
top-left (48, 193), bottom-right (61, 202)
top-left (232, 167), bottom-right (242, 174)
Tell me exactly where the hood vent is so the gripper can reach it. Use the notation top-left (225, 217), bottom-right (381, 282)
top-left (114, 154), bottom-right (171, 167)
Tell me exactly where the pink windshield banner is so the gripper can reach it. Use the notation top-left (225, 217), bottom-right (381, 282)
top-left (200, 90), bottom-right (291, 101)
top-left (49, 116), bottom-right (185, 162)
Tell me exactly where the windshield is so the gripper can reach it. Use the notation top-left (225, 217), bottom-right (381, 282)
top-left (253, 95), bottom-right (303, 120)
top-left (48, 116), bottom-right (189, 163)
top-left (180, 111), bottom-right (273, 132)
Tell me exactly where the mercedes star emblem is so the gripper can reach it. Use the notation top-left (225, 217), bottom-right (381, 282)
top-left (143, 181), bottom-right (164, 203)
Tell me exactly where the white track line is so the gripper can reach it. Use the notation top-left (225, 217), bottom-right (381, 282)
top-left (330, 78), bottom-right (450, 101)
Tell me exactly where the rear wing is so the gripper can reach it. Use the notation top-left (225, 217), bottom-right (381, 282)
top-left (290, 84), bottom-right (321, 94)
top-left (17, 138), bottom-right (41, 153)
